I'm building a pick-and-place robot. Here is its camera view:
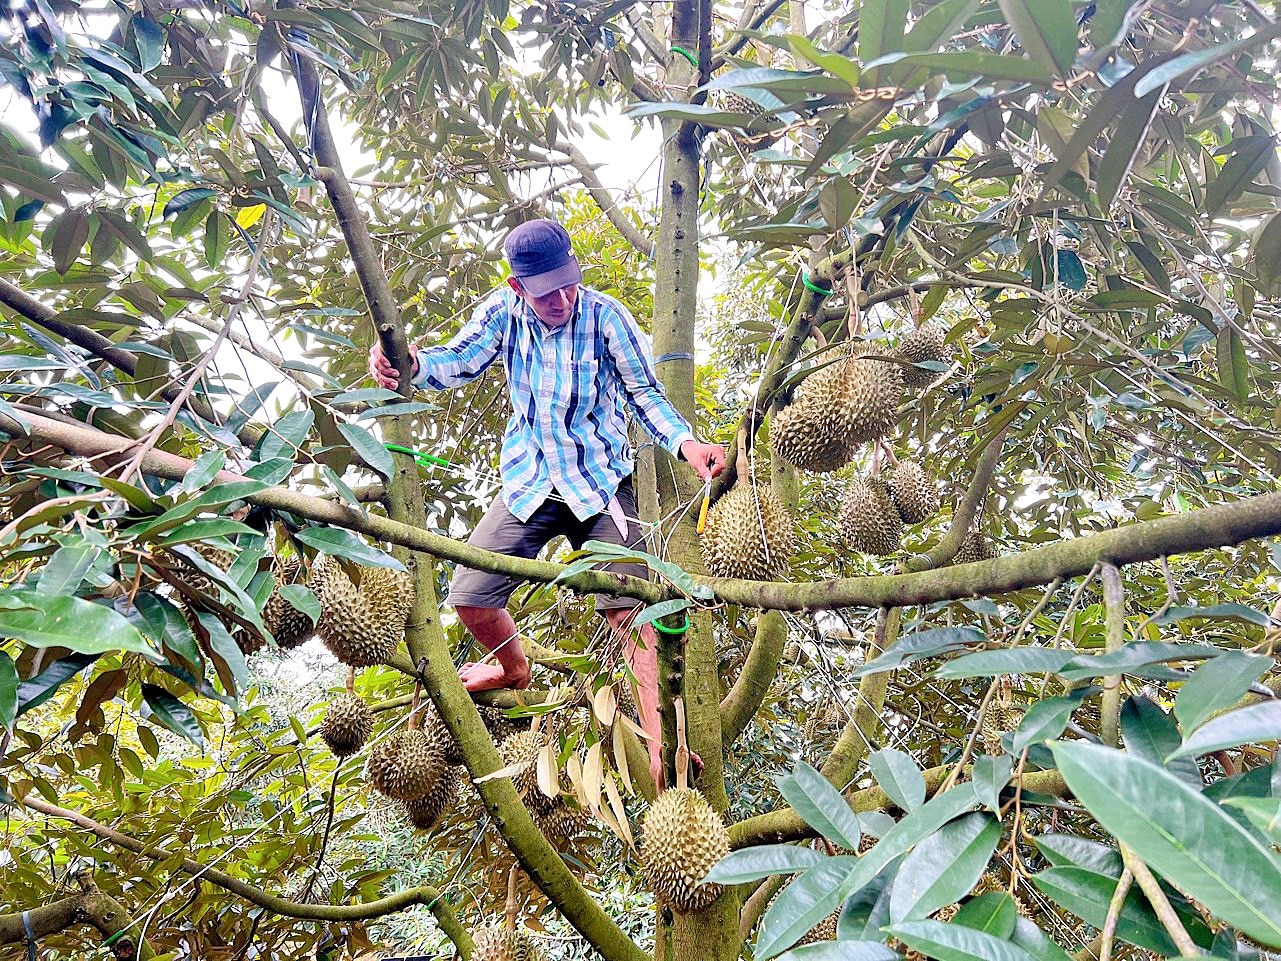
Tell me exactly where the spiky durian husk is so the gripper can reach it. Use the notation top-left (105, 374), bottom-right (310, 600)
top-left (981, 702), bottom-right (1023, 756)
top-left (499, 730), bottom-right (557, 813)
top-left (953, 531), bottom-right (998, 565)
top-left (319, 693), bottom-right (374, 758)
top-left (838, 478), bottom-right (903, 556)
top-left (263, 557), bottom-right (313, 650)
top-left (699, 478), bottom-right (796, 580)
top-left (897, 323), bottom-right (952, 388)
top-left (640, 787), bottom-right (730, 912)
top-left (403, 765), bottom-right (459, 831)
top-left (798, 911), bottom-right (840, 945)
top-left (310, 554), bottom-right (413, 667)
top-left (534, 801), bottom-right (593, 846)
top-left (771, 355), bottom-right (903, 473)
top-left (427, 705), bottom-right (520, 766)
top-left (365, 728), bottom-right (447, 801)
top-left (471, 925), bottom-right (543, 961)
top-left (888, 460), bottom-right (940, 525)
top-left (173, 546), bottom-right (268, 656)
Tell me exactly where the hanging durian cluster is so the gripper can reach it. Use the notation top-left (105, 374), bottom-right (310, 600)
top-left (954, 530), bottom-right (999, 564)
top-left (366, 726), bottom-right (449, 801)
top-left (498, 730), bottom-right (591, 845)
top-left (639, 787), bottom-right (730, 912)
top-left (309, 554), bottom-right (414, 666)
top-left (893, 322), bottom-right (953, 388)
top-left (838, 459), bottom-right (941, 556)
top-left (699, 475), bottom-right (796, 580)
top-left (319, 692), bottom-right (374, 758)
top-left (471, 924), bottom-right (544, 961)
top-left (262, 557), bottom-right (313, 650)
top-left (771, 354), bottom-right (904, 473)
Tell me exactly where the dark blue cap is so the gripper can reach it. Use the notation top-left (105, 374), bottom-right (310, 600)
top-left (503, 218), bottom-right (582, 297)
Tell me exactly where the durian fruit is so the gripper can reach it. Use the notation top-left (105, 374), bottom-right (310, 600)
top-left (365, 727), bottom-right (447, 801)
top-left (499, 730), bottom-right (557, 814)
top-left (980, 700), bottom-right (1023, 756)
top-left (896, 323), bottom-right (952, 388)
top-left (403, 765), bottom-right (460, 831)
top-left (310, 554), bottom-right (413, 667)
top-left (699, 477), bottom-right (796, 580)
top-left (888, 460), bottom-right (940, 525)
top-left (427, 705), bottom-right (520, 766)
top-left (838, 478), bottom-right (903, 556)
top-left (771, 354), bottom-right (903, 473)
top-left (797, 910), bottom-right (839, 945)
top-left (262, 557), bottom-right (313, 650)
top-left (320, 692), bottom-right (374, 758)
top-left (172, 546), bottom-right (267, 656)
top-left (534, 801), bottom-right (593, 846)
top-left (640, 787), bottom-right (730, 912)
top-left (471, 925), bottom-right (543, 961)
top-left (953, 531), bottom-right (998, 565)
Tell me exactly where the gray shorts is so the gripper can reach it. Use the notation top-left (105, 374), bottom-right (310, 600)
top-left (445, 478), bottom-right (649, 612)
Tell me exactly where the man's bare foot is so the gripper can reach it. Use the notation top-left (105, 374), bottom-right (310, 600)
top-left (459, 661), bottom-right (531, 692)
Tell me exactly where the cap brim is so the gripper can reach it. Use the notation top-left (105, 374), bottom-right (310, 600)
top-left (516, 258), bottom-right (582, 297)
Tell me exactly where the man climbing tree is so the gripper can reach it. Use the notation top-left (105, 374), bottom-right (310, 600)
top-left (369, 217), bottom-right (725, 787)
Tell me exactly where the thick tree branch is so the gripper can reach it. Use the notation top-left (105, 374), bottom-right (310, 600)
top-left (9, 408), bottom-right (1281, 615)
top-left (0, 279), bottom-right (262, 448)
top-left (1101, 563), bottom-right (1125, 747)
top-left (560, 142), bottom-right (653, 256)
top-left (14, 795), bottom-right (470, 950)
top-left (720, 609), bottom-right (786, 745)
top-left (907, 425), bottom-right (1010, 571)
top-left (0, 880), bottom-right (155, 960)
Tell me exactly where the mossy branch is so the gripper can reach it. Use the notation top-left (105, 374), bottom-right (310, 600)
top-left (14, 795), bottom-right (471, 951)
top-left (0, 879), bottom-right (155, 960)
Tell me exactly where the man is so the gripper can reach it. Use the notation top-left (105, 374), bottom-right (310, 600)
top-left (368, 218), bottom-right (724, 789)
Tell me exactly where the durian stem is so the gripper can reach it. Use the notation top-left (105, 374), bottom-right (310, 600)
top-left (733, 427), bottom-right (750, 478)
top-left (878, 439), bottom-right (899, 467)
top-left (844, 260), bottom-right (863, 339)
top-left (807, 323), bottom-right (828, 349)
top-left (345, 666), bottom-right (356, 695)
top-left (408, 680), bottom-right (422, 731)
top-left (505, 866), bottom-right (519, 932)
top-left (674, 695), bottom-right (690, 792)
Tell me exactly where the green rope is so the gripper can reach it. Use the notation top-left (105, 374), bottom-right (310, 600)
top-left (670, 44), bottom-right (698, 68)
top-left (384, 443), bottom-right (452, 469)
top-left (801, 272), bottom-right (834, 296)
top-left (654, 615), bottom-right (691, 635)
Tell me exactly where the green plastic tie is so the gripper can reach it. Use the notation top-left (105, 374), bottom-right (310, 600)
top-left (670, 44), bottom-right (698, 67)
top-left (102, 931), bottom-right (125, 947)
top-left (384, 443), bottom-right (452, 469)
top-left (802, 272), bottom-right (833, 296)
top-left (654, 615), bottom-right (691, 635)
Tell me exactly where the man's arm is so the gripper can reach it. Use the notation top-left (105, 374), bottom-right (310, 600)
top-left (601, 303), bottom-right (724, 481)
top-left (368, 295), bottom-right (505, 391)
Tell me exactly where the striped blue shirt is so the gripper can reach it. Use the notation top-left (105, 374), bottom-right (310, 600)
top-left (413, 286), bottom-right (695, 521)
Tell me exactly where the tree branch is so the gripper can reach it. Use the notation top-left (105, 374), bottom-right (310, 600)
top-left (1101, 563), bottom-right (1125, 748)
top-left (560, 141), bottom-right (653, 256)
top-left (1120, 843), bottom-right (1200, 956)
top-left (0, 879), bottom-right (155, 960)
top-left (907, 425), bottom-right (1010, 571)
top-left (719, 608), bottom-right (786, 745)
top-left (9, 407), bottom-right (1281, 615)
top-left (14, 794), bottom-right (472, 952)
top-left (0, 279), bottom-right (262, 448)
top-left (712, 0), bottom-right (789, 68)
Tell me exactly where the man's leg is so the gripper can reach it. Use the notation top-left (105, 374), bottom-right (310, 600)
top-left (604, 607), bottom-right (664, 791)
top-left (447, 497), bottom-right (563, 692)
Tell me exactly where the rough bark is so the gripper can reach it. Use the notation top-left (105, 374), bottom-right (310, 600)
top-left (0, 882), bottom-right (155, 960)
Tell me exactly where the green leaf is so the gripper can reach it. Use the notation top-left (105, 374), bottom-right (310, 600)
top-left (1158, 604), bottom-right (1269, 627)
top-left (1030, 867), bottom-right (1178, 954)
top-left (1010, 690), bottom-right (1087, 753)
top-left (707, 845), bottom-right (828, 884)
top-left (778, 760), bottom-right (864, 849)
top-left (972, 755), bottom-right (1013, 811)
top-left (1009, 917), bottom-right (1073, 961)
top-left (1175, 652), bottom-right (1272, 734)
top-left (293, 528), bottom-right (405, 571)
top-left (98, 208), bottom-right (153, 263)
top-left (1089, 0), bottom-right (1142, 50)
top-left (141, 683), bottom-right (205, 747)
top-left (0, 653), bottom-right (16, 731)
top-left (132, 14), bottom-right (166, 71)
top-left (337, 422), bottom-right (394, 479)
top-left (1134, 24), bottom-right (1281, 97)
top-left (197, 612), bottom-right (248, 697)
top-left (1167, 702), bottom-right (1281, 760)
top-left (181, 449), bottom-right (226, 493)
top-left (49, 208), bottom-right (90, 275)
top-left (0, 163), bottom-right (66, 205)
top-left (1097, 86), bottom-right (1164, 211)
top-left (1059, 642), bottom-right (1224, 681)
top-left (859, 0), bottom-right (910, 84)
top-left (862, 50), bottom-right (1054, 84)
top-left (1256, 213), bottom-right (1281, 291)
top-left (625, 598), bottom-right (689, 630)
top-left (777, 944), bottom-right (898, 961)
top-left (16, 652), bottom-right (99, 716)
top-left (38, 543), bottom-right (101, 596)
top-left (1216, 327), bottom-right (1251, 403)
top-left (952, 892), bottom-right (1018, 938)
top-left (889, 813), bottom-right (1001, 922)
top-left (784, 36), bottom-right (860, 87)
top-left (164, 187), bottom-right (217, 218)
top-left (259, 409), bottom-right (314, 462)
top-left (1120, 696), bottom-right (1201, 786)
top-left (887, 920), bottom-right (1037, 961)
top-left (204, 211), bottom-right (229, 269)
top-left (852, 627), bottom-right (984, 677)
top-left (935, 648), bottom-right (1075, 679)
top-left (1033, 834), bottom-right (1123, 875)
top-left (996, 0), bottom-right (1077, 76)
top-left (1221, 798), bottom-right (1281, 845)
top-left (1049, 740), bottom-right (1281, 946)
top-left (133, 593), bottom-right (202, 670)
top-left (868, 748), bottom-right (926, 813)
top-left (759, 857), bottom-right (862, 960)
top-left (1207, 137), bottom-right (1276, 216)
top-left (154, 519), bottom-right (258, 547)
top-left (0, 591), bottom-right (152, 655)
top-left (278, 585), bottom-right (319, 626)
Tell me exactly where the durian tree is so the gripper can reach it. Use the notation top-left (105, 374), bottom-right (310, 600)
top-left (4, 1), bottom-right (1281, 960)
